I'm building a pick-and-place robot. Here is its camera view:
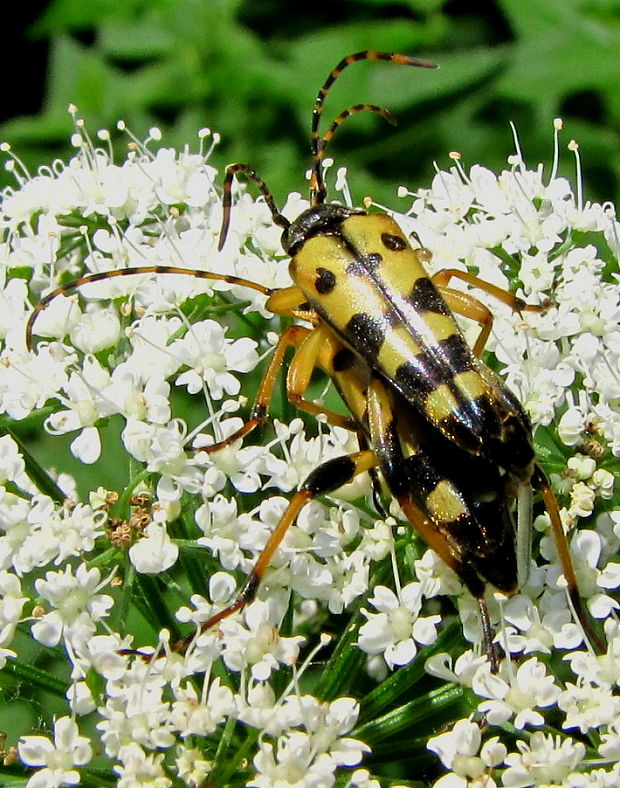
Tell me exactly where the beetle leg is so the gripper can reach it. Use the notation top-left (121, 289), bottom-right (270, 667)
top-left (434, 286), bottom-right (495, 357)
top-left (356, 430), bottom-right (388, 517)
top-left (265, 285), bottom-right (312, 317)
top-left (196, 323), bottom-right (308, 453)
top-left (515, 483), bottom-right (534, 590)
top-left (432, 268), bottom-right (545, 313)
top-left (286, 322), bottom-right (358, 430)
top-left (198, 323), bottom-right (357, 454)
top-left (532, 466), bottom-right (605, 653)
top-left (174, 448), bottom-right (378, 650)
top-left (433, 270), bottom-right (545, 358)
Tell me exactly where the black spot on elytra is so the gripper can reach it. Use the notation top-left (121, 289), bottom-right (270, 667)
top-left (407, 277), bottom-right (451, 315)
top-left (346, 312), bottom-right (385, 358)
top-left (315, 267), bottom-right (336, 294)
top-left (394, 358), bottom-right (438, 397)
top-left (381, 232), bottom-right (407, 251)
top-left (437, 334), bottom-right (473, 374)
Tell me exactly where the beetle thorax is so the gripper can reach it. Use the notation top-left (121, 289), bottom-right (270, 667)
top-left (282, 203), bottom-right (365, 256)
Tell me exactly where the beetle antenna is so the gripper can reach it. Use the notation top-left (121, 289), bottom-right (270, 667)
top-left (312, 103), bottom-right (397, 196)
top-left (322, 104), bottom-right (397, 144)
top-left (309, 50), bottom-right (438, 206)
top-left (219, 162), bottom-right (291, 252)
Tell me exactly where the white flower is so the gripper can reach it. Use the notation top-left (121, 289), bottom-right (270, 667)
top-left (558, 681), bottom-right (620, 734)
top-left (175, 571), bottom-right (236, 630)
top-left (0, 345), bottom-right (71, 421)
top-left (96, 673), bottom-right (176, 757)
top-left (171, 319), bottom-right (259, 399)
top-left (31, 564), bottom-right (114, 647)
top-left (500, 594), bottom-right (554, 655)
top-left (349, 768), bottom-right (381, 788)
top-left (169, 677), bottom-right (235, 737)
top-left (475, 657), bottom-right (561, 728)
top-left (102, 365), bottom-right (171, 423)
top-left (503, 732), bottom-right (586, 787)
top-left (129, 521), bottom-right (179, 573)
top-left (18, 500), bottom-right (107, 570)
top-left (322, 549), bottom-right (370, 613)
top-left (69, 302), bottom-right (121, 352)
top-left (113, 743), bottom-right (171, 788)
top-left (66, 680), bottom-right (96, 716)
top-left (194, 417), bottom-right (267, 493)
top-left (428, 719), bottom-right (505, 788)
top-left (0, 434), bottom-right (37, 493)
top-left (425, 650), bottom-right (488, 687)
top-left (175, 745), bottom-right (213, 787)
top-left (28, 293), bottom-right (82, 343)
top-left (564, 618), bottom-right (620, 688)
top-left (151, 145), bottom-right (216, 206)
top-left (121, 419), bottom-right (203, 497)
top-left (599, 714), bottom-right (620, 761)
top-left (321, 697), bottom-right (372, 766)
top-left (18, 716), bottom-right (92, 788)
top-left (249, 731), bottom-right (338, 788)
top-left (219, 599), bottom-right (305, 681)
top-left (236, 681), bottom-right (279, 731)
top-left (543, 528), bottom-right (620, 622)
top-left (558, 405), bottom-right (588, 446)
top-left (0, 278), bottom-right (29, 344)
top-left (126, 315), bottom-right (184, 381)
top-left (0, 570), bottom-right (28, 646)
top-left (568, 481), bottom-right (596, 518)
top-left (195, 493), bottom-right (261, 571)
top-left (248, 696), bottom-right (369, 787)
top-left (413, 548), bottom-right (463, 598)
top-left (70, 633), bottom-right (132, 683)
top-left (358, 583), bottom-right (441, 668)
top-left (590, 468), bottom-right (615, 499)
top-left (44, 356), bottom-right (113, 463)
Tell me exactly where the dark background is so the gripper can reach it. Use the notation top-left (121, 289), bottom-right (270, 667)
top-left (2, 0), bottom-right (619, 207)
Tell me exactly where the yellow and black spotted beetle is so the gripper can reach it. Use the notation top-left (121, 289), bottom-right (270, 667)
top-left (26, 51), bottom-right (602, 667)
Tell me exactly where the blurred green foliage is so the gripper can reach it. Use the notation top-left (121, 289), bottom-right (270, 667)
top-left (3, 0), bottom-right (620, 207)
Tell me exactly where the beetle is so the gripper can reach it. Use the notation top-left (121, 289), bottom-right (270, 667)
top-left (26, 51), bottom-right (601, 667)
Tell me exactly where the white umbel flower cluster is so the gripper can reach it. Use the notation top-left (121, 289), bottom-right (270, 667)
top-left (0, 115), bottom-right (617, 787)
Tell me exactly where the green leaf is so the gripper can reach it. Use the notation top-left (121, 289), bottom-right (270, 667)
top-left (497, 0), bottom-right (620, 101)
top-left (99, 19), bottom-right (176, 59)
top-left (314, 606), bottom-right (367, 701)
top-left (32, 0), bottom-right (156, 34)
top-left (1, 658), bottom-right (69, 697)
top-left (354, 683), bottom-right (469, 745)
